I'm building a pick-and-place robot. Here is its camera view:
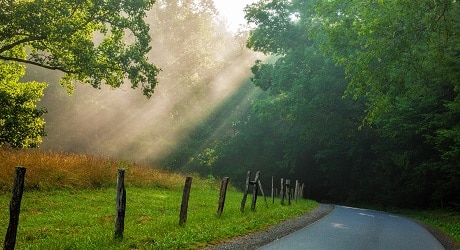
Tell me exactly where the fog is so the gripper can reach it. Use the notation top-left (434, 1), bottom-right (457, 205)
top-left (27, 0), bottom-right (262, 165)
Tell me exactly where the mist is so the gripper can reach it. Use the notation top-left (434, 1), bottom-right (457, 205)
top-left (27, 0), bottom-right (262, 165)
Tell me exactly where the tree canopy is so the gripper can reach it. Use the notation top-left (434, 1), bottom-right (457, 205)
top-left (0, 0), bottom-right (160, 97)
top-left (0, 0), bottom-right (161, 147)
top-left (163, 0), bottom-right (459, 208)
top-left (0, 59), bottom-right (46, 148)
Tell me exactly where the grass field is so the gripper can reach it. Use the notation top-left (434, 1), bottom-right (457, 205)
top-left (0, 149), bottom-right (317, 249)
top-left (1, 148), bottom-right (458, 248)
top-left (0, 186), bottom-right (317, 249)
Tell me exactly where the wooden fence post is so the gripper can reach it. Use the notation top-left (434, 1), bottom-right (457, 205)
top-left (217, 177), bottom-right (230, 217)
top-left (295, 180), bottom-right (299, 201)
top-left (179, 176), bottom-right (193, 226)
top-left (114, 168), bottom-right (126, 240)
top-left (240, 171), bottom-right (251, 213)
top-left (3, 166), bottom-right (26, 250)
top-left (286, 179), bottom-right (291, 205)
top-left (301, 183), bottom-right (305, 199)
top-left (271, 176), bottom-right (274, 204)
top-left (280, 178), bottom-right (285, 205)
top-left (250, 171), bottom-right (260, 211)
top-left (257, 179), bottom-right (268, 208)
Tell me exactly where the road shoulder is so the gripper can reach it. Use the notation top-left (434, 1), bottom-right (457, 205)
top-left (410, 218), bottom-right (460, 250)
top-left (205, 203), bottom-right (334, 250)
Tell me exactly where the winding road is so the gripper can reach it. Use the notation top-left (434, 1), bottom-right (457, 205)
top-left (259, 205), bottom-right (445, 250)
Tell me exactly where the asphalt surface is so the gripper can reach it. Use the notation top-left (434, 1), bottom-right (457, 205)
top-left (258, 205), bottom-right (445, 250)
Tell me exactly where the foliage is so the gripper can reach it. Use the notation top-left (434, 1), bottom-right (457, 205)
top-left (0, 56), bottom-right (47, 148)
top-left (0, 0), bottom-right (160, 97)
top-left (0, 0), bottom-right (161, 148)
top-left (33, 0), bottom-right (251, 158)
top-left (156, 0), bottom-right (459, 209)
top-left (309, 0), bottom-right (460, 207)
top-left (220, 0), bottom-right (460, 208)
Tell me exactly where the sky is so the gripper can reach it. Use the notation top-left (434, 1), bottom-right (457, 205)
top-left (213, 0), bottom-right (259, 33)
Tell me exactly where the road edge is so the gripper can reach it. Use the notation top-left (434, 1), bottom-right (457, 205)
top-left (204, 203), bottom-right (334, 250)
top-left (409, 218), bottom-right (460, 250)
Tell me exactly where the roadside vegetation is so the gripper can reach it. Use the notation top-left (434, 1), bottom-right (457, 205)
top-left (392, 209), bottom-right (460, 244)
top-left (0, 149), bottom-right (317, 249)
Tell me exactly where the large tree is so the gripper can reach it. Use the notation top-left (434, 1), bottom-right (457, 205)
top-left (1, 0), bottom-right (160, 147)
top-left (1, 0), bottom-right (160, 97)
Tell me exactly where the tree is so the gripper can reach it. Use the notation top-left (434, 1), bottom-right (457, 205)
top-left (1, 0), bottom-right (160, 97)
top-left (242, 0), bottom-right (380, 202)
top-left (32, 0), bottom-right (256, 160)
top-left (240, 0), bottom-right (460, 208)
top-left (312, 0), bottom-right (459, 122)
top-left (312, 0), bottom-right (460, 207)
top-left (0, 58), bottom-right (46, 148)
top-left (1, 0), bottom-right (160, 148)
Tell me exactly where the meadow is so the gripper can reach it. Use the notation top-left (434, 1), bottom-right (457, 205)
top-left (1, 148), bottom-right (458, 249)
top-left (0, 148), bottom-right (317, 249)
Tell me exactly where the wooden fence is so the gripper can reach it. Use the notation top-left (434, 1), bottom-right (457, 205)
top-left (2, 166), bottom-right (305, 249)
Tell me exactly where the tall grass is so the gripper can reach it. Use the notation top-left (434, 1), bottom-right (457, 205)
top-left (0, 148), bottom-right (319, 249)
top-left (0, 148), bottom-right (184, 191)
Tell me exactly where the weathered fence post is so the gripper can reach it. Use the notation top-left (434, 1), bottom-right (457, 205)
top-left (271, 176), bottom-right (274, 204)
top-left (217, 177), bottom-right (230, 217)
top-left (280, 178), bottom-right (285, 205)
top-left (250, 171), bottom-right (260, 211)
top-left (240, 171), bottom-right (251, 213)
top-left (301, 183), bottom-right (305, 199)
top-left (114, 168), bottom-right (126, 240)
top-left (3, 166), bottom-right (26, 250)
top-left (286, 179), bottom-right (291, 205)
top-left (295, 180), bottom-right (299, 202)
top-left (257, 178), bottom-right (268, 208)
top-left (179, 176), bottom-right (193, 226)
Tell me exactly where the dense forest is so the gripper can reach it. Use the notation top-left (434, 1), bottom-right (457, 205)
top-left (161, 0), bottom-right (459, 209)
top-left (1, 0), bottom-right (459, 209)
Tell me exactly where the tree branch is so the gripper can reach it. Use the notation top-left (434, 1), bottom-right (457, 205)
top-left (0, 35), bottom-right (46, 54)
top-left (0, 55), bottom-right (76, 74)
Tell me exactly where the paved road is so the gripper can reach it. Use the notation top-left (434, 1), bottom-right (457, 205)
top-left (259, 205), bottom-right (444, 250)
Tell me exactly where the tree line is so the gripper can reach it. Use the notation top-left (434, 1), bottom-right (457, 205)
top-left (161, 0), bottom-right (459, 209)
top-left (1, 0), bottom-right (458, 209)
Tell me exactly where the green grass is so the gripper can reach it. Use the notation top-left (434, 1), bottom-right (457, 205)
top-left (391, 208), bottom-right (460, 244)
top-left (0, 149), bottom-right (317, 249)
top-left (5, 149), bottom-right (456, 248)
top-left (1, 184), bottom-right (317, 249)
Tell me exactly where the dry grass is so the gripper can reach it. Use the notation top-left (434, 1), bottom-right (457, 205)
top-left (0, 148), bottom-right (185, 192)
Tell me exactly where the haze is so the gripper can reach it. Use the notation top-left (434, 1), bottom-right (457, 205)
top-left (30, 0), bottom-right (262, 165)
top-left (214, 0), bottom-right (259, 33)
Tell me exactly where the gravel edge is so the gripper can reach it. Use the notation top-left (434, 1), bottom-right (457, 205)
top-left (203, 203), bottom-right (334, 250)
